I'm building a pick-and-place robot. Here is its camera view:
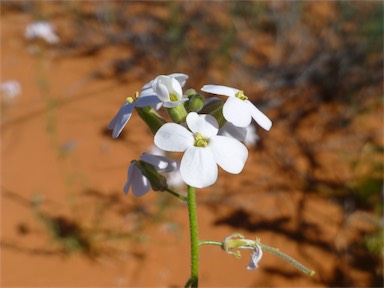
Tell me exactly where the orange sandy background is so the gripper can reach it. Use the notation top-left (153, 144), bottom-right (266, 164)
top-left (1, 1), bottom-right (383, 287)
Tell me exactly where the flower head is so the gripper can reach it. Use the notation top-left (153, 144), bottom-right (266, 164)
top-left (1, 80), bottom-right (21, 101)
top-left (223, 233), bottom-right (263, 271)
top-left (152, 75), bottom-right (188, 108)
top-left (25, 21), bottom-right (60, 44)
top-left (124, 153), bottom-right (177, 196)
top-left (108, 73), bottom-right (188, 138)
top-left (154, 112), bottom-right (248, 188)
top-left (201, 85), bottom-right (272, 130)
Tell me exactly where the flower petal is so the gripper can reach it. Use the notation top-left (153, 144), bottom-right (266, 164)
top-left (148, 145), bottom-right (166, 156)
top-left (223, 96), bottom-right (252, 127)
top-left (246, 245), bottom-right (263, 270)
top-left (167, 77), bottom-right (183, 98)
top-left (108, 103), bottom-right (134, 138)
top-left (244, 125), bottom-right (259, 146)
top-left (168, 73), bottom-right (189, 87)
top-left (152, 76), bottom-right (171, 103)
top-left (219, 122), bottom-right (247, 142)
top-left (135, 94), bottom-right (162, 108)
top-left (154, 123), bottom-right (194, 152)
top-left (124, 163), bottom-right (151, 196)
top-left (186, 112), bottom-right (219, 137)
top-left (245, 100), bottom-right (272, 131)
top-left (141, 73), bottom-right (188, 91)
top-left (141, 79), bottom-right (154, 91)
top-left (180, 147), bottom-right (218, 188)
top-left (162, 97), bottom-right (188, 108)
top-left (210, 135), bottom-right (248, 174)
top-left (140, 153), bottom-right (178, 172)
top-left (201, 85), bottom-right (238, 97)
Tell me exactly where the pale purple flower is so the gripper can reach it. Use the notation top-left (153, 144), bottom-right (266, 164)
top-left (154, 112), bottom-right (248, 188)
top-left (201, 85), bottom-right (272, 130)
top-left (124, 153), bottom-right (177, 196)
top-left (246, 244), bottom-right (263, 270)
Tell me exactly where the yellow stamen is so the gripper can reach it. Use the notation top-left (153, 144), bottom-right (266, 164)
top-left (169, 92), bottom-right (179, 102)
top-left (126, 97), bottom-right (134, 103)
top-left (235, 90), bottom-right (248, 101)
top-left (194, 132), bottom-right (209, 147)
top-left (126, 91), bottom-right (139, 103)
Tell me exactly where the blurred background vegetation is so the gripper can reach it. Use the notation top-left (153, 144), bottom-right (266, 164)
top-left (1, 1), bottom-right (383, 287)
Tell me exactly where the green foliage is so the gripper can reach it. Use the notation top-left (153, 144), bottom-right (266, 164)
top-left (349, 143), bottom-right (383, 211)
top-left (364, 228), bottom-right (384, 258)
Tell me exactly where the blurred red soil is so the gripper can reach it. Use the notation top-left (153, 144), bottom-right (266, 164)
top-left (1, 2), bottom-right (382, 287)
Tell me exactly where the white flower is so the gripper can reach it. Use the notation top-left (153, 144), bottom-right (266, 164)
top-left (108, 93), bottom-right (161, 139)
top-left (141, 73), bottom-right (188, 91)
top-left (246, 244), bottom-right (263, 270)
top-left (152, 75), bottom-right (188, 108)
top-left (109, 73), bottom-right (188, 139)
top-left (201, 85), bottom-right (272, 130)
top-left (124, 153), bottom-right (177, 196)
top-left (154, 112), bottom-right (248, 188)
top-left (25, 21), bottom-right (59, 44)
top-left (0, 80), bottom-right (21, 101)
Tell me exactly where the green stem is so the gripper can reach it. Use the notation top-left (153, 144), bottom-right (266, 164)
top-left (199, 240), bottom-right (222, 247)
top-left (165, 188), bottom-right (187, 202)
top-left (186, 185), bottom-right (199, 288)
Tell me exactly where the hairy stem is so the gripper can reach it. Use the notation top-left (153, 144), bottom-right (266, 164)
top-left (186, 186), bottom-right (199, 287)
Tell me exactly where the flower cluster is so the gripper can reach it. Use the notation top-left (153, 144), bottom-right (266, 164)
top-left (109, 73), bottom-right (272, 192)
top-left (108, 77), bottom-right (318, 279)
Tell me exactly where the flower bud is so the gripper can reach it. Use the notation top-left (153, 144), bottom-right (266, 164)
top-left (184, 88), bottom-right (197, 97)
top-left (136, 160), bottom-right (168, 191)
top-left (135, 106), bottom-right (166, 134)
top-left (167, 103), bottom-right (188, 124)
top-left (186, 94), bottom-right (205, 112)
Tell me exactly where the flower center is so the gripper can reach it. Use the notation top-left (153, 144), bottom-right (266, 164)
top-left (235, 90), bottom-right (248, 101)
top-left (194, 132), bottom-right (209, 147)
top-left (169, 92), bottom-right (179, 102)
